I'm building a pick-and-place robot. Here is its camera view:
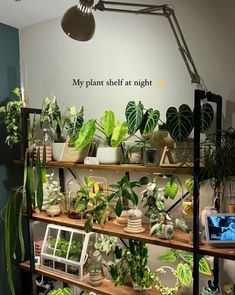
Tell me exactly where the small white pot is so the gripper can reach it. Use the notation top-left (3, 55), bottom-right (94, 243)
top-left (156, 223), bottom-right (174, 240)
top-left (96, 146), bottom-right (122, 164)
top-left (52, 142), bottom-right (64, 161)
top-left (46, 204), bottom-right (61, 217)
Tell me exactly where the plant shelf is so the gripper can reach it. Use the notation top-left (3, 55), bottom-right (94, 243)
top-left (14, 160), bottom-right (193, 174)
top-left (33, 212), bottom-right (193, 252)
top-left (20, 260), bottom-right (165, 295)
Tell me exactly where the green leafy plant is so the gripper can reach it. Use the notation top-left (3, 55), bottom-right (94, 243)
top-left (36, 146), bottom-right (47, 210)
top-left (44, 173), bottom-right (64, 206)
top-left (125, 101), bottom-right (160, 138)
top-left (0, 88), bottom-right (23, 147)
top-left (108, 172), bottom-right (148, 217)
top-left (1, 151), bottom-right (29, 295)
top-left (48, 287), bottom-right (73, 295)
top-left (95, 110), bottom-right (128, 147)
top-left (158, 249), bottom-right (212, 288)
top-left (40, 95), bottom-right (67, 142)
top-left (110, 240), bottom-right (155, 290)
top-left (141, 177), bottom-right (188, 239)
top-left (50, 238), bottom-right (82, 261)
top-left (93, 234), bottom-right (119, 267)
top-left (76, 177), bottom-right (113, 232)
top-left (66, 105), bottom-right (84, 145)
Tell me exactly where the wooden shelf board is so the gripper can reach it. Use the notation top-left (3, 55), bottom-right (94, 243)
top-left (14, 160), bottom-right (193, 174)
top-left (32, 212), bottom-right (192, 252)
top-left (199, 243), bottom-right (235, 261)
top-left (20, 261), bottom-right (160, 295)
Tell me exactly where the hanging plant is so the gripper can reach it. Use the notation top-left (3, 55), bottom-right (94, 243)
top-left (166, 104), bottom-right (194, 142)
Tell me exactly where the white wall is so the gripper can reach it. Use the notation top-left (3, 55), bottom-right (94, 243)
top-left (19, 0), bottom-right (235, 290)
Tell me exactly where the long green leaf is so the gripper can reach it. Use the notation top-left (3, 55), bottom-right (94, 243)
top-left (103, 110), bottom-right (115, 137)
top-left (37, 148), bottom-right (43, 210)
top-left (158, 249), bottom-right (177, 262)
top-left (111, 121), bottom-right (128, 147)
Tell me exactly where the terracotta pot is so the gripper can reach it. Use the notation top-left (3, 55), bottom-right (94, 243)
top-left (46, 205), bottom-right (61, 217)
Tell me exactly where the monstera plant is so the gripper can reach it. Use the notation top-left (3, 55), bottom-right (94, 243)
top-left (125, 101), bottom-right (160, 138)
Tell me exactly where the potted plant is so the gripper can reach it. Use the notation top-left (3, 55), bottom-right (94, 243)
top-left (89, 260), bottom-right (103, 287)
top-left (59, 106), bottom-right (96, 162)
top-left (203, 130), bottom-right (235, 211)
top-left (141, 177), bottom-right (188, 240)
top-left (77, 177), bottom-right (113, 233)
top-left (50, 238), bottom-right (82, 261)
top-left (158, 249), bottom-right (212, 293)
top-left (166, 103), bottom-right (214, 164)
top-left (110, 239), bottom-right (155, 290)
top-left (155, 266), bottom-right (180, 295)
top-left (124, 101), bottom-right (160, 164)
top-left (45, 173), bottom-right (64, 217)
top-left (93, 234), bottom-right (119, 280)
top-left (108, 171), bottom-right (148, 226)
top-left (95, 110), bottom-right (128, 164)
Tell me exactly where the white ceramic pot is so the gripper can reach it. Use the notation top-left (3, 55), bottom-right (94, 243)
top-left (96, 146), bottom-right (122, 164)
top-left (46, 204), bottom-right (61, 217)
top-left (52, 142), bottom-right (64, 161)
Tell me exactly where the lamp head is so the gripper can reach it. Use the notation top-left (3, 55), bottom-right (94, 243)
top-left (61, 0), bottom-right (95, 41)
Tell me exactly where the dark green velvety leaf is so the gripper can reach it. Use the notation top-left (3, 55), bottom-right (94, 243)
top-left (199, 103), bottom-right (214, 133)
top-left (116, 199), bottom-right (124, 216)
top-left (139, 108), bottom-right (160, 137)
top-left (166, 104), bottom-right (193, 141)
top-left (125, 101), bottom-right (144, 135)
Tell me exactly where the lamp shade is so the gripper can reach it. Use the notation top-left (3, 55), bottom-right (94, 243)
top-left (61, 0), bottom-right (95, 41)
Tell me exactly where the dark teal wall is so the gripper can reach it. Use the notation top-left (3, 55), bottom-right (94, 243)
top-left (0, 22), bottom-right (22, 295)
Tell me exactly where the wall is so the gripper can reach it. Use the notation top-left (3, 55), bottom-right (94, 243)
top-left (18, 0), bottom-right (235, 291)
top-left (0, 23), bottom-right (23, 295)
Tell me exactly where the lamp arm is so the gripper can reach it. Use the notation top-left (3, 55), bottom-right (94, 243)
top-left (94, 0), bottom-right (202, 86)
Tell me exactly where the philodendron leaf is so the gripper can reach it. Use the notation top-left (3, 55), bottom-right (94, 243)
top-left (166, 104), bottom-right (193, 141)
top-left (150, 223), bottom-right (162, 236)
top-left (199, 257), bottom-right (212, 276)
top-left (199, 103), bottom-right (214, 133)
top-left (139, 108), bottom-right (160, 137)
top-left (75, 119), bottom-right (96, 150)
top-left (178, 250), bottom-right (193, 264)
top-left (116, 199), bottom-right (124, 217)
top-left (165, 182), bottom-right (178, 199)
top-left (166, 225), bottom-right (174, 240)
top-left (103, 110), bottom-right (115, 137)
top-left (176, 262), bottom-right (192, 288)
top-left (185, 178), bottom-right (194, 195)
top-left (125, 101), bottom-right (144, 135)
top-left (111, 121), bottom-right (128, 147)
top-left (158, 249), bottom-right (177, 262)
top-left (175, 218), bottom-right (188, 233)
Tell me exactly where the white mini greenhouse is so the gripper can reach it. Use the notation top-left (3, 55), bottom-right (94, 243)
top-left (40, 224), bottom-right (94, 279)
